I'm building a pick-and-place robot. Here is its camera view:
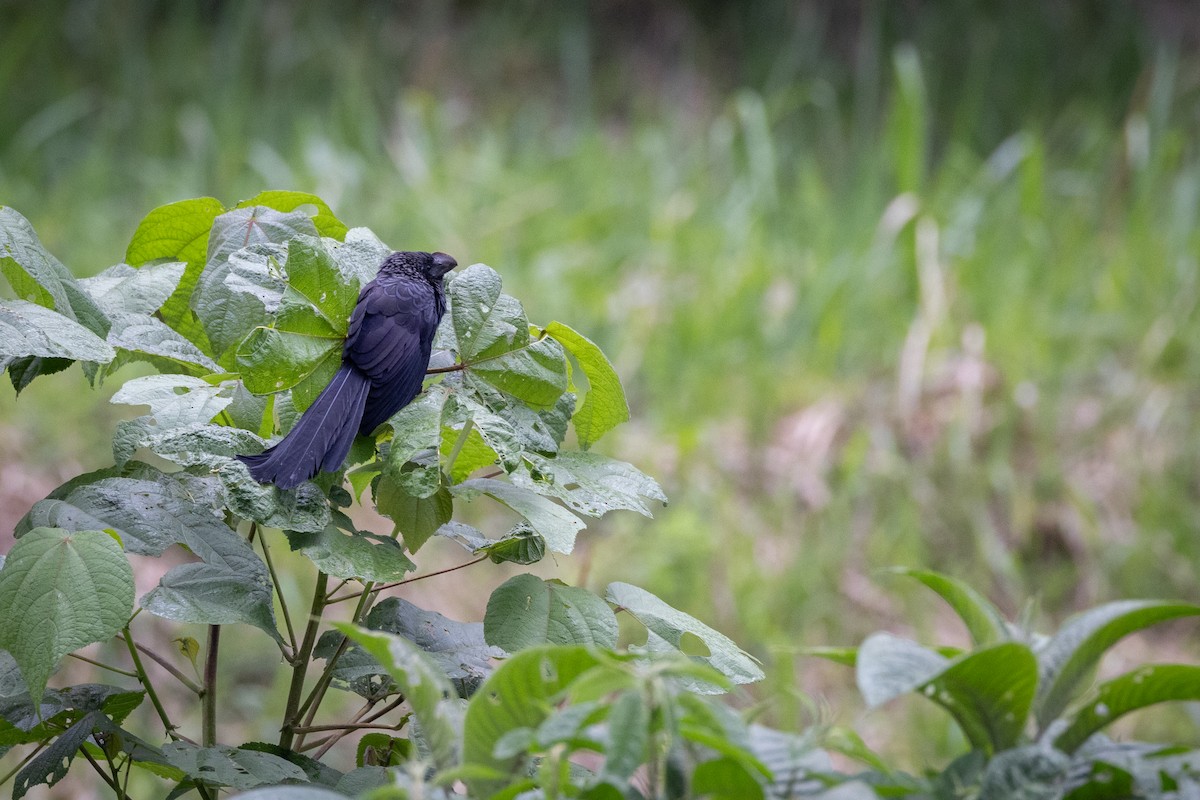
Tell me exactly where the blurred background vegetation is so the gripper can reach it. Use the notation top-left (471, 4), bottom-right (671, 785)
top-left (4, 0), bottom-right (1200, 772)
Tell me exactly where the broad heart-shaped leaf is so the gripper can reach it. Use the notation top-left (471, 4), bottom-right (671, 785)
top-left (606, 582), bottom-right (764, 687)
top-left (0, 206), bottom-right (109, 337)
top-left (192, 242), bottom-right (287, 365)
top-left (449, 263), bottom-right (518, 360)
top-left (336, 625), bottom-right (461, 772)
top-left (110, 374), bottom-right (236, 429)
top-left (1054, 665), bottom-right (1200, 754)
top-left (236, 310), bottom-right (342, 406)
top-left (452, 477), bottom-right (586, 554)
top-left (441, 390), bottom-right (523, 477)
top-left (218, 459), bottom-right (331, 533)
top-left (461, 645), bottom-right (603, 797)
top-left (463, 373), bottom-right (575, 456)
top-left (382, 385), bottom-right (448, 498)
top-left (78, 261), bottom-right (185, 317)
top-left (544, 321), bottom-right (630, 448)
top-left (374, 478), bottom-right (452, 553)
top-left (365, 596), bottom-right (501, 695)
top-left (922, 642), bottom-right (1038, 752)
top-left (0, 299), bottom-right (114, 364)
top-left (855, 632), bottom-right (949, 707)
top-left (0, 528), bottom-right (134, 704)
top-left (511, 451), bottom-right (666, 518)
top-left (470, 336), bottom-right (570, 408)
top-left (285, 526), bottom-right (415, 583)
top-left (106, 312), bottom-right (219, 372)
top-left (280, 236), bottom-right (359, 335)
top-left (888, 567), bottom-right (1010, 647)
top-left (124, 197), bottom-right (225, 331)
top-left (1034, 600), bottom-right (1200, 730)
top-left (161, 742), bottom-right (308, 790)
top-left (236, 190), bottom-right (349, 240)
top-left (485, 574), bottom-right (619, 653)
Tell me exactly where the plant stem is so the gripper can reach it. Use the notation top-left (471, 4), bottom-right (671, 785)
top-left (311, 695), bottom-right (405, 760)
top-left (81, 748), bottom-right (129, 799)
top-left (258, 526), bottom-right (298, 656)
top-left (122, 626), bottom-right (182, 741)
top-left (118, 634), bottom-right (203, 695)
top-left (294, 581), bottom-right (376, 749)
top-left (202, 625), bottom-right (221, 747)
top-left (68, 652), bottom-right (138, 678)
top-left (279, 570), bottom-right (329, 750)
top-left (325, 555), bottom-right (488, 604)
top-left (294, 721), bottom-right (403, 734)
top-left (0, 741), bottom-right (46, 787)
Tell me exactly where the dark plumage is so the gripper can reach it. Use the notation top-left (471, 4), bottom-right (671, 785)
top-left (237, 250), bottom-right (457, 489)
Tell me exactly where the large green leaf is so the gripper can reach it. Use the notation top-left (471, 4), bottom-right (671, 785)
top-left (236, 190), bottom-right (349, 240)
top-left (336, 625), bottom-right (461, 772)
top-left (978, 745), bottom-right (1068, 800)
top-left (218, 459), bottom-right (331, 532)
top-left (1034, 600), bottom-right (1200, 730)
top-left (110, 374), bottom-right (236, 429)
top-left (0, 299), bottom-right (114, 364)
top-left (0, 528), bottom-right (134, 703)
top-left (1055, 665), bottom-right (1200, 753)
top-left (449, 264), bottom-right (515, 360)
top-left (0, 206), bottom-right (109, 337)
top-left (374, 478), bottom-right (452, 553)
top-left (280, 236), bottom-right (359, 335)
top-left (79, 261), bottom-right (185, 317)
top-left (461, 645), bottom-right (603, 797)
top-left (889, 568), bottom-right (1010, 647)
top-left (452, 477), bottom-right (585, 554)
top-left (512, 451), bottom-right (666, 518)
top-left (544, 321), bottom-right (630, 448)
top-left (471, 336), bottom-right (570, 408)
top-left (285, 526), bottom-right (415, 583)
top-left (923, 642), bottom-right (1038, 752)
top-left (124, 197), bottom-right (225, 333)
top-left (855, 632), bottom-right (948, 707)
top-left (485, 574), bottom-right (619, 653)
top-left (106, 312), bottom-right (219, 372)
top-left (382, 385), bottom-right (448, 497)
top-left (192, 242), bottom-right (286, 364)
top-left (606, 582), bottom-right (764, 687)
top-left (161, 742), bottom-right (309, 791)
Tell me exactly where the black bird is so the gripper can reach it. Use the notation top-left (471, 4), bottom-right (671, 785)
top-left (238, 250), bottom-right (457, 489)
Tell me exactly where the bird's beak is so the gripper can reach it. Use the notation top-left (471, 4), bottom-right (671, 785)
top-left (431, 252), bottom-right (458, 278)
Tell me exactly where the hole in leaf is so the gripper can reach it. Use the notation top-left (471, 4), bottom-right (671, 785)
top-left (678, 632), bottom-right (711, 658)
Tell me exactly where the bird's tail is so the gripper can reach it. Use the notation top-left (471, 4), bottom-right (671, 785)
top-left (237, 364), bottom-right (370, 489)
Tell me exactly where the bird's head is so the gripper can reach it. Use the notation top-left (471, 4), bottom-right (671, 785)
top-left (379, 251), bottom-right (458, 281)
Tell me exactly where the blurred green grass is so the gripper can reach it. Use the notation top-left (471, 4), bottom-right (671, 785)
top-left (4, 0), bottom-right (1200, 764)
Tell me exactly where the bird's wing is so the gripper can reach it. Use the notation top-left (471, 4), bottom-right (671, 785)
top-left (343, 276), bottom-right (441, 432)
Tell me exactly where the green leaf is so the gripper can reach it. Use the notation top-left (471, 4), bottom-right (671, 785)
top-left (365, 597), bottom-right (501, 694)
top-left (145, 422), bottom-right (267, 469)
top-left (236, 190), bottom-right (349, 240)
top-left (692, 757), bottom-right (767, 800)
top-left (124, 197), bottom-right (225, 331)
top-left (461, 645), bottom-right (603, 797)
top-left (142, 561), bottom-right (281, 642)
top-left (453, 477), bottom-right (586, 554)
top-left (0, 528), bottom-right (134, 703)
top-left (0, 206), bottom-right (109, 337)
top-left (110, 374), bottom-right (236, 429)
top-left (544, 321), bottom-right (630, 448)
top-left (106, 312), bottom-right (219, 372)
top-left (374, 479), bottom-right (452, 553)
top-left (479, 522), bottom-right (547, 565)
top-left (449, 264), bottom-right (515, 360)
top-left (230, 788), bottom-right (348, 800)
top-left (485, 574), bottom-right (619, 653)
top-left (382, 385), bottom-right (448, 497)
top-left (236, 320), bottom-right (342, 400)
top-left (161, 742), bottom-right (309, 790)
top-left (285, 527), bottom-right (415, 583)
top-left (12, 709), bottom-right (102, 799)
top-left (357, 733), bottom-right (411, 767)
top-left (601, 690), bottom-right (649, 782)
top-left (978, 745), bottom-right (1068, 800)
top-left (1055, 665), bottom-right (1200, 753)
top-left (336, 625), bottom-right (461, 772)
top-left (79, 261), bottom-right (186, 317)
top-left (192, 242), bottom-right (286, 364)
top-left (512, 451), bottom-right (666, 518)
top-left (1034, 600), bottom-right (1200, 730)
top-left (606, 582), bottom-right (764, 687)
top-left (889, 567), bottom-right (1010, 647)
top-left (922, 642), bottom-right (1038, 752)
top-left (442, 391), bottom-right (522, 476)
top-left (281, 237), bottom-right (359, 335)
top-left (217, 459), bottom-right (332, 532)
top-left (471, 336), bottom-right (570, 408)
top-left (855, 632), bottom-right (948, 707)
top-left (0, 299), bottom-right (114, 364)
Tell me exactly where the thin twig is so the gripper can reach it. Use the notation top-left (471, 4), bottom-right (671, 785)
top-left (279, 571), bottom-right (329, 750)
top-left (294, 721), bottom-right (405, 734)
top-left (0, 740), bottom-right (46, 787)
top-left (117, 634), bottom-right (203, 694)
top-left (258, 526), bottom-right (299, 656)
top-left (202, 625), bottom-right (221, 747)
top-left (122, 626), bottom-right (183, 741)
top-left (68, 652), bottom-right (138, 678)
top-left (81, 748), bottom-right (128, 798)
top-left (325, 556), bottom-right (489, 604)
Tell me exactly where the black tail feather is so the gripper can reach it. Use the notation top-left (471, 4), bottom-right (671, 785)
top-left (237, 364), bottom-right (370, 489)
